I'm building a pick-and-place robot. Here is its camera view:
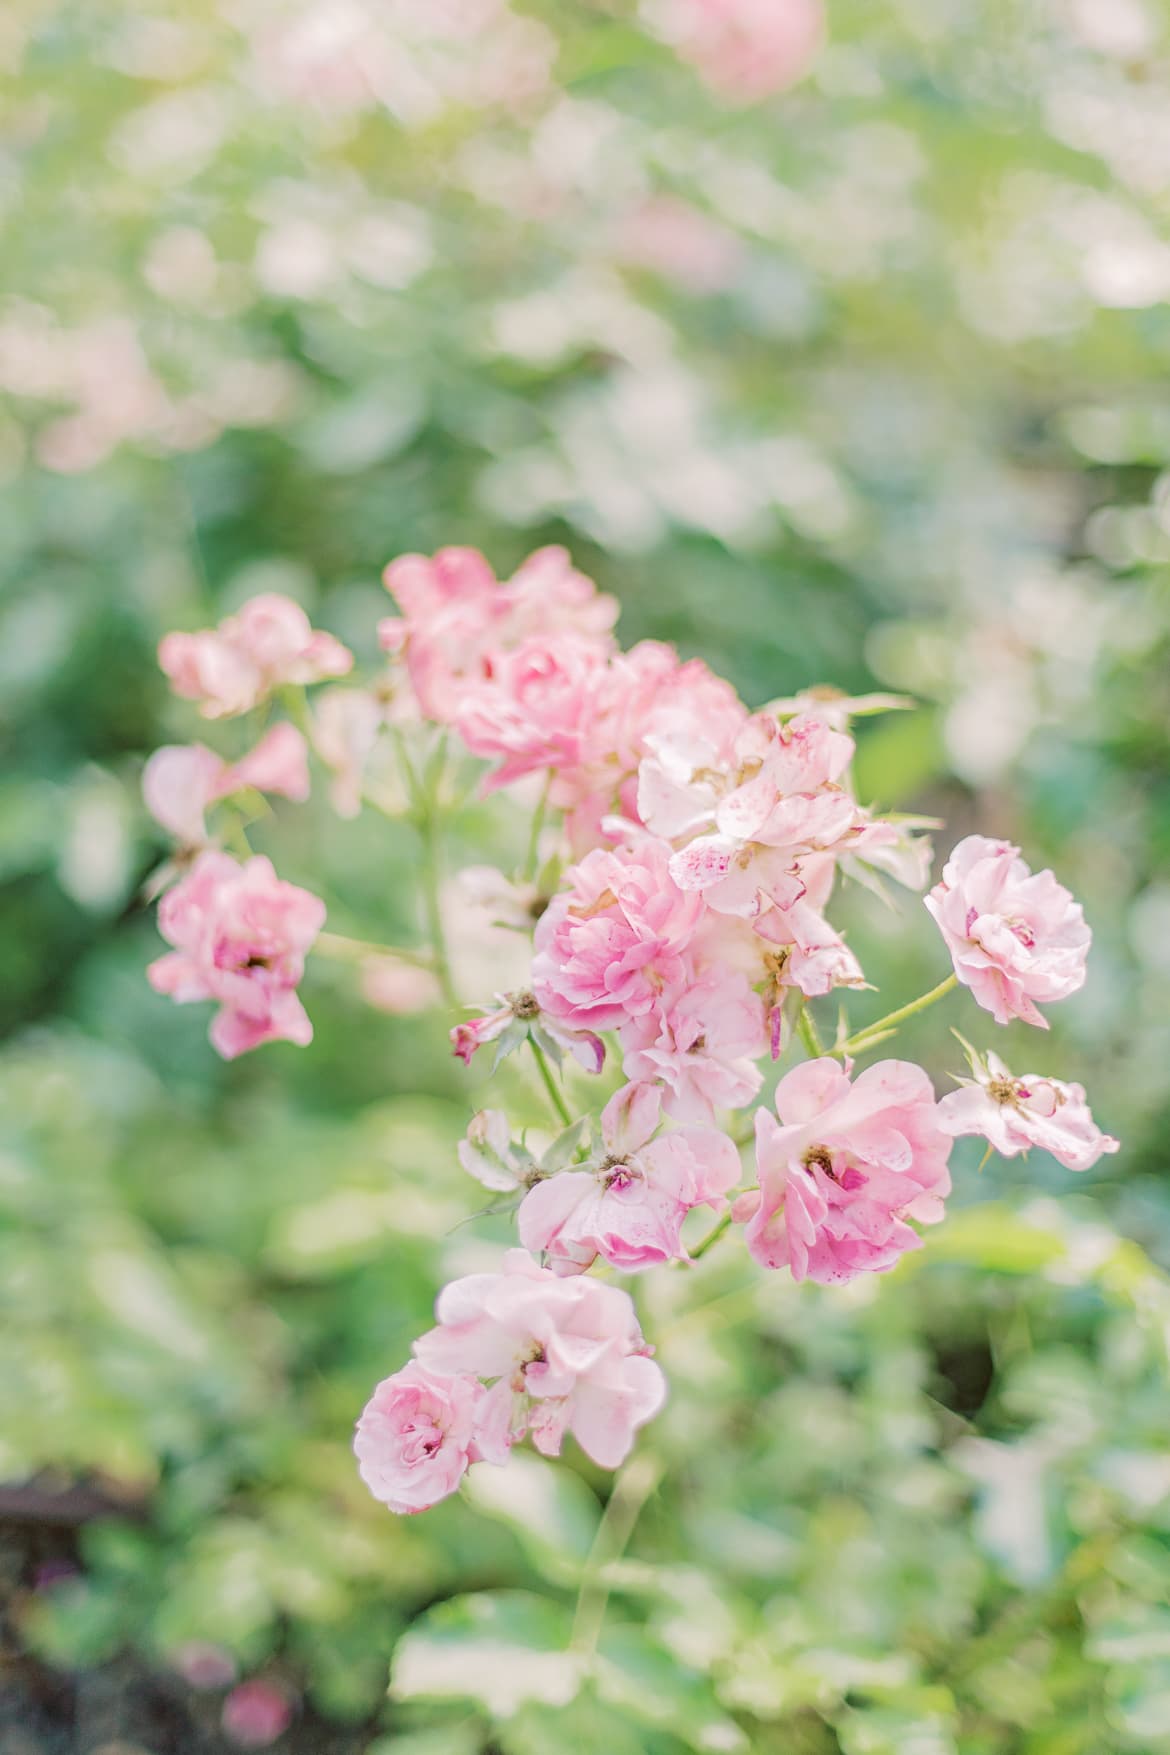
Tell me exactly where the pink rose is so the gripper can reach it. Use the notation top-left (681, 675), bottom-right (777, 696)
top-left (380, 545), bottom-right (617, 724)
top-left (147, 850), bottom-right (325, 1058)
top-left (938, 1050), bottom-right (1119, 1172)
top-left (456, 630), bottom-right (612, 792)
top-left (354, 1361), bottom-right (487, 1514)
top-left (143, 724), bottom-right (311, 846)
top-left (518, 1082), bottom-right (741, 1274)
top-left (533, 840), bottom-right (703, 1031)
top-left (619, 968), bottom-right (766, 1122)
top-left (159, 593), bottom-right (352, 718)
top-left (925, 836), bottom-right (1090, 1028)
top-left (745, 1058), bottom-right (952, 1284)
top-left (413, 1249), bottom-right (666, 1469)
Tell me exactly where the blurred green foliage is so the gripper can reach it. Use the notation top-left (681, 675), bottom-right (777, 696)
top-left (3, 0), bottom-right (1170, 1749)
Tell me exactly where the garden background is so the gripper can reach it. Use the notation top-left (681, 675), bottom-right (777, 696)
top-left (3, 1), bottom-right (1170, 1750)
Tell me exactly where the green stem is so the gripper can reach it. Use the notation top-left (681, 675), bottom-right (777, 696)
top-left (529, 1039), bottom-right (573, 1129)
top-left (315, 931), bottom-right (434, 969)
top-left (797, 1004), bottom-right (825, 1058)
top-left (839, 973), bottom-right (958, 1055)
top-left (396, 732), bottom-right (458, 1009)
top-left (690, 1210), bottom-right (732, 1262)
top-left (522, 770), bottom-right (552, 884)
top-left (570, 1452), bottom-right (663, 1659)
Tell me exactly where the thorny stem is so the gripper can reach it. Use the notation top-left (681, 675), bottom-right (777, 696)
top-left (838, 973), bottom-right (959, 1056)
top-left (570, 1452), bottom-right (664, 1659)
top-left (522, 770), bottom-right (553, 885)
top-left (529, 1038), bottom-right (573, 1129)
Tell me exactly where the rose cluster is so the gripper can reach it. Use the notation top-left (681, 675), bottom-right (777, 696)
top-left (143, 547), bottom-right (1119, 1516)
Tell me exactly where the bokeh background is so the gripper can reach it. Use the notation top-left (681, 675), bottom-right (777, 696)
top-left (3, 0), bottom-right (1170, 1750)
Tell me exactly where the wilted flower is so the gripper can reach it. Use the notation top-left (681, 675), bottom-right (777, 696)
top-left (938, 1047), bottom-right (1119, 1172)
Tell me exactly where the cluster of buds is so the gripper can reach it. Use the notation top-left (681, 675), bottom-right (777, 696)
top-left (143, 547), bottom-right (1118, 1515)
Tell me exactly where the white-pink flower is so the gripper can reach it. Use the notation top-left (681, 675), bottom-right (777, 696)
top-left (413, 1249), bottom-right (666, 1469)
top-left (533, 840), bottom-right (703, 1031)
top-left (143, 723), bottom-right (310, 846)
top-left (354, 1361), bottom-right (488, 1514)
top-left (619, 969), bottom-right (766, 1123)
top-left (159, 594), bottom-right (352, 718)
top-left (518, 1082), bottom-right (740, 1275)
top-left (938, 1050), bottom-right (1119, 1172)
top-left (667, 714), bottom-right (859, 917)
top-left (745, 1058), bottom-right (952, 1284)
top-left (925, 836), bottom-right (1090, 1028)
top-left (147, 850), bottom-right (325, 1058)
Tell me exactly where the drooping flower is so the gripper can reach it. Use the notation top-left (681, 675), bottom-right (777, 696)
top-left (518, 1082), bottom-right (741, 1274)
top-left (532, 839), bottom-right (703, 1031)
top-left (450, 988), bottom-right (604, 1073)
top-left (413, 1249), bottom-right (666, 1469)
top-left (147, 850), bottom-right (325, 1057)
top-left (925, 836), bottom-right (1090, 1028)
top-left (938, 1049), bottom-right (1119, 1172)
top-left (744, 1058), bottom-right (952, 1284)
top-left (159, 593), bottom-right (352, 718)
top-left (143, 723), bottom-right (311, 846)
top-left (354, 1361), bottom-right (490, 1514)
top-left (619, 969), bottom-right (766, 1123)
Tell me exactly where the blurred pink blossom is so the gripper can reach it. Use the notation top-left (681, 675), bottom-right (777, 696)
top-left (148, 851), bottom-right (325, 1057)
top-left (159, 593), bottom-right (352, 718)
top-left (221, 1679), bottom-right (294, 1748)
top-left (653, 0), bottom-right (825, 103)
top-left (143, 723), bottom-right (310, 845)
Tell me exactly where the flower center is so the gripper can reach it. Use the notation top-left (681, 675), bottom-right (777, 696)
top-left (511, 990), bottom-right (540, 1020)
top-left (987, 1076), bottom-right (1020, 1106)
top-left (802, 1143), bottom-right (836, 1180)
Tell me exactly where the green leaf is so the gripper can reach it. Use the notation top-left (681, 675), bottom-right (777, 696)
top-left (391, 1591), bottom-right (582, 1718)
top-left (462, 1452), bottom-right (601, 1583)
